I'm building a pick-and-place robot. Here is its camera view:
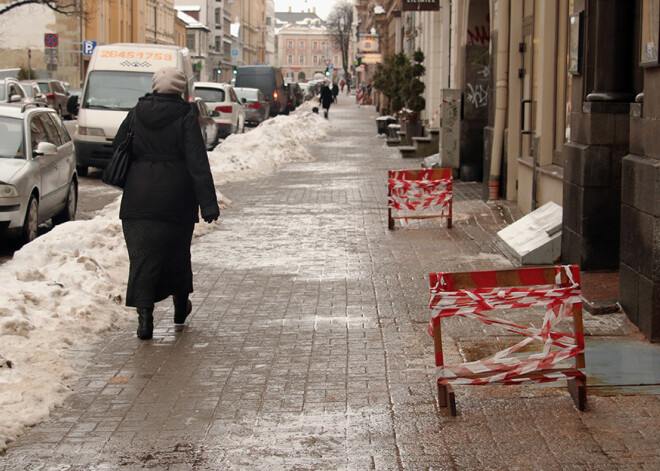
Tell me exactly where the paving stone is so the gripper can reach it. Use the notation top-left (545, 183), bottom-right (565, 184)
top-left (1, 100), bottom-right (659, 470)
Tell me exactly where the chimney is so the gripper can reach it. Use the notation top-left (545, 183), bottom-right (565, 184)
top-left (313, 7), bottom-right (316, 13)
top-left (288, 6), bottom-right (292, 12)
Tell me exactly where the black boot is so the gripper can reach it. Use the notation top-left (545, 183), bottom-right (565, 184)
top-left (173, 295), bottom-right (192, 326)
top-left (137, 307), bottom-right (154, 340)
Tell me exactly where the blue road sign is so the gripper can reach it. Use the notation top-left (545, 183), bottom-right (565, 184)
top-left (231, 49), bottom-right (238, 56)
top-left (83, 40), bottom-right (97, 56)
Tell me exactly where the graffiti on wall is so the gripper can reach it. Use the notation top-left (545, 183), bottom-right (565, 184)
top-left (466, 82), bottom-right (489, 109)
top-left (467, 14), bottom-right (490, 46)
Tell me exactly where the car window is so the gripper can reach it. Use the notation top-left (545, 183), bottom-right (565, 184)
top-left (195, 87), bottom-right (225, 103)
top-left (83, 71), bottom-right (153, 111)
top-left (0, 117), bottom-right (25, 159)
top-left (0, 83), bottom-right (5, 101)
top-left (37, 82), bottom-right (50, 94)
top-left (9, 84), bottom-right (25, 98)
top-left (229, 88), bottom-right (238, 102)
top-left (53, 82), bottom-right (63, 93)
top-left (46, 113), bottom-right (71, 143)
top-left (22, 85), bottom-right (34, 97)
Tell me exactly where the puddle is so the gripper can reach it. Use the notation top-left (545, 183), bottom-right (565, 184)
top-left (584, 337), bottom-right (660, 395)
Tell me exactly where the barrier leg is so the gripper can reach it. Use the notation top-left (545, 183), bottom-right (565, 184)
top-left (388, 208), bottom-right (394, 230)
top-left (567, 376), bottom-right (587, 411)
top-left (438, 383), bottom-right (456, 415)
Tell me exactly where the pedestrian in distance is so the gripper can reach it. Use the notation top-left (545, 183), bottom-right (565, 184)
top-left (332, 81), bottom-right (339, 103)
top-left (114, 66), bottom-right (220, 340)
top-left (319, 81), bottom-right (333, 119)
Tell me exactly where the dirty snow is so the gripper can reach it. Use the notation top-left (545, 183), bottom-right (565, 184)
top-left (0, 110), bottom-right (331, 451)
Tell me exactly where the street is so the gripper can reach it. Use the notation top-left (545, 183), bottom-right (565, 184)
top-left (1, 99), bottom-right (658, 470)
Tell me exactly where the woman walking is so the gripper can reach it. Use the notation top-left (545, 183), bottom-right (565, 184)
top-left (114, 67), bottom-right (220, 340)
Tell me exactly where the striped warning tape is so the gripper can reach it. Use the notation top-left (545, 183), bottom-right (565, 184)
top-left (428, 265), bottom-right (585, 385)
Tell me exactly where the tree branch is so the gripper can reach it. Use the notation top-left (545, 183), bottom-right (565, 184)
top-left (0, 0), bottom-right (81, 17)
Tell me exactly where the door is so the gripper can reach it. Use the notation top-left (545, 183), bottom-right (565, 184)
top-left (29, 114), bottom-right (61, 217)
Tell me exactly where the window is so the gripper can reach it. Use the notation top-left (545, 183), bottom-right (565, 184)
top-left (266, 17), bottom-right (271, 26)
top-left (29, 115), bottom-right (50, 149)
top-left (215, 36), bottom-right (222, 51)
top-left (46, 113), bottom-right (70, 143)
top-left (288, 54), bottom-right (293, 64)
top-left (299, 54), bottom-right (304, 64)
top-left (186, 33), bottom-right (195, 51)
top-left (215, 8), bottom-right (221, 25)
top-left (39, 113), bottom-right (63, 146)
top-left (299, 40), bottom-right (304, 49)
top-left (335, 55), bottom-right (339, 64)
top-left (287, 40), bottom-right (293, 49)
top-left (334, 41), bottom-right (339, 50)
top-left (312, 41), bottom-right (318, 49)
top-left (195, 87), bottom-right (225, 102)
top-left (321, 41), bottom-right (326, 49)
top-left (313, 55), bottom-right (318, 65)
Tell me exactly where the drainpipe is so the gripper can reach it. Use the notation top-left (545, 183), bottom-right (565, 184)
top-left (488, 0), bottom-right (510, 200)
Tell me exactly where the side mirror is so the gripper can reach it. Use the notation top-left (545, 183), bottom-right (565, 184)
top-left (66, 95), bottom-right (79, 116)
top-left (211, 110), bottom-right (220, 118)
top-left (33, 141), bottom-right (58, 156)
top-left (9, 94), bottom-right (22, 103)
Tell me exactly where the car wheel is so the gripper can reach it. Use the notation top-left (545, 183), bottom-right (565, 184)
top-left (20, 195), bottom-right (39, 246)
top-left (76, 165), bottom-right (88, 177)
top-left (53, 179), bottom-right (77, 224)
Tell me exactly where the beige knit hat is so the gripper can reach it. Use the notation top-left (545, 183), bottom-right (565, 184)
top-left (152, 67), bottom-right (187, 95)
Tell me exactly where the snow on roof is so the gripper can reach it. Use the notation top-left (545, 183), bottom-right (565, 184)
top-left (176, 10), bottom-right (209, 30)
top-left (374, 5), bottom-right (386, 14)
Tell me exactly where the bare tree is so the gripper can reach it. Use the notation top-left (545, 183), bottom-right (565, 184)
top-left (0, 0), bottom-right (82, 16)
top-left (326, 0), bottom-right (354, 84)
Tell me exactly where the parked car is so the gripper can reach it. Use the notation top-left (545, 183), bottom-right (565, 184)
top-left (233, 87), bottom-right (270, 126)
top-left (192, 98), bottom-right (220, 150)
top-left (289, 83), bottom-right (304, 107)
top-left (36, 80), bottom-right (70, 118)
top-left (19, 81), bottom-right (48, 106)
top-left (193, 82), bottom-right (245, 139)
top-left (282, 83), bottom-right (294, 115)
top-left (299, 83), bottom-right (313, 101)
top-left (0, 78), bottom-right (27, 105)
top-left (0, 103), bottom-right (77, 245)
top-left (234, 66), bottom-right (287, 117)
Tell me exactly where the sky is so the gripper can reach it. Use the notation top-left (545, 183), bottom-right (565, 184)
top-left (274, 0), bottom-right (334, 20)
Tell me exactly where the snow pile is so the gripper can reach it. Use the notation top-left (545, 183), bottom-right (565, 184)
top-left (0, 109), bottom-right (330, 451)
top-left (208, 109), bottom-right (330, 184)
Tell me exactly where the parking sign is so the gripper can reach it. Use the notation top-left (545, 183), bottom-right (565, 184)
top-left (83, 40), bottom-right (97, 56)
top-left (44, 33), bottom-right (58, 48)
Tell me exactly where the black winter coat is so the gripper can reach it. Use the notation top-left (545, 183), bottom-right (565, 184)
top-left (319, 86), bottom-right (333, 109)
top-left (115, 93), bottom-right (219, 223)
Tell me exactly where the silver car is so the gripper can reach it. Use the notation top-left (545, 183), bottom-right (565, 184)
top-left (19, 81), bottom-right (48, 106)
top-left (234, 87), bottom-right (270, 126)
top-left (0, 103), bottom-right (77, 245)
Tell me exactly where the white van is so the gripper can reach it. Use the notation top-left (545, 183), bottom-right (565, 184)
top-left (71, 43), bottom-right (193, 176)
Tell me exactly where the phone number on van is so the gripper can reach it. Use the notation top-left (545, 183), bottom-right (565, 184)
top-left (100, 50), bottom-right (174, 61)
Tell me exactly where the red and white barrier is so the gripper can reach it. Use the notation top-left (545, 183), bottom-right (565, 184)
top-left (387, 169), bottom-right (453, 229)
top-left (428, 265), bottom-right (587, 414)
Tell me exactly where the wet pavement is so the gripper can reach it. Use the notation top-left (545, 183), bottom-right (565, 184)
top-left (2, 99), bottom-right (660, 470)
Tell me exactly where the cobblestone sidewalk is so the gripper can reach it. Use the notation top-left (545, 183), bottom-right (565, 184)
top-left (1, 99), bottom-right (659, 470)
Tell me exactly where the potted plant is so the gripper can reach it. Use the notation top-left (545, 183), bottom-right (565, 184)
top-left (373, 50), bottom-right (426, 143)
top-left (400, 49), bottom-right (426, 143)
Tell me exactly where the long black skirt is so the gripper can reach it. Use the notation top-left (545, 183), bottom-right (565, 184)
top-left (122, 219), bottom-right (195, 308)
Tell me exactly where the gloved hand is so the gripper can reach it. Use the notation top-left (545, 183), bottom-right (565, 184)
top-left (202, 210), bottom-right (219, 223)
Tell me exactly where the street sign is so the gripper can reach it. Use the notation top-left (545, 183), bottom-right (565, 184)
top-left (231, 49), bottom-right (238, 56)
top-left (324, 59), bottom-right (331, 66)
top-left (44, 33), bottom-right (58, 48)
top-left (83, 40), bottom-right (97, 56)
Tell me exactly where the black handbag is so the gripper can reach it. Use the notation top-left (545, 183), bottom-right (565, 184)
top-left (102, 112), bottom-right (135, 189)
